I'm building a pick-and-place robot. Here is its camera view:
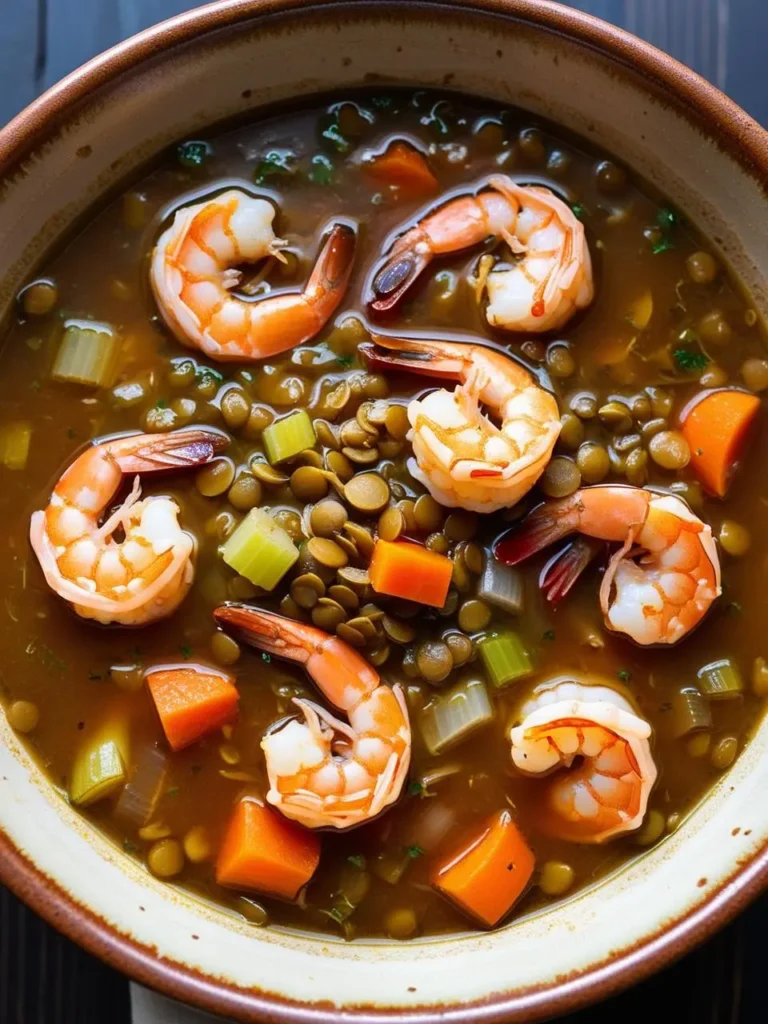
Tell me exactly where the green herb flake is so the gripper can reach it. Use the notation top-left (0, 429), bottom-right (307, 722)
top-left (656, 207), bottom-right (679, 231)
top-left (261, 652), bottom-right (272, 664)
top-left (308, 153), bottom-right (335, 185)
top-left (180, 644), bottom-right (192, 660)
top-left (123, 839), bottom-right (138, 854)
top-left (320, 122), bottom-right (352, 155)
top-left (407, 781), bottom-right (426, 797)
top-left (166, 786), bottom-right (180, 799)
top-left (570, 202), bottom-right (585, 220)
top-left (673, 348), bottom-right (709, 372)
top-left (406, 844), bottom-right (425, 859)
top-left (195, 366), bottom-right (224, 386)
top-left (542, 629), bottom-right (556, 641)
top-left (617, 669), bottom-right (632, 683)
top-left (87, 671), bottom-right (103, 681)
top-left (155, 399), bottom-right (168, 410)
top-left (255, 148), bottom-right (297, 184)
top-left (66, 428), bottom-right (76, 440)
top-left (347, 854), bottom-right (365, 869)
top-left (177, 140), bottom-right (212, 169)
top-left (651, 236), bottom-right (675, 255)
top-left (335, 354), bottom-right (356, 369)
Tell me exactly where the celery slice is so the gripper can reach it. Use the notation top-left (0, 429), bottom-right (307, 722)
top-left (478, 631), bottom-right (534, 688)
top-left (697, 658), bottom-right (744, 700)
top-left (670, 687), bottom-right (712, 737)
top-left (0, 421), bottom-right (32, 470)
top-left (477, 558), bottom-right (524, 615)
top-left (221, 508), bottom-right (298, 589)
top-left (52, 320), bottom-right (120, 388)
top-left (262, 410), bottom-right (316, 464)
top-left (69, 718), bottom-right (130, 807)
top-left (420, 676), bottom-right (494, 755)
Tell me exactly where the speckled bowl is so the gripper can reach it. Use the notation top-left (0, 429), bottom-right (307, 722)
top-left (1, 2), bottom-right (767, 1021)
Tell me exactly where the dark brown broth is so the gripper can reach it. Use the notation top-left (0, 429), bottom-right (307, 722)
top-left (1, 90), bottom-right (766, 940)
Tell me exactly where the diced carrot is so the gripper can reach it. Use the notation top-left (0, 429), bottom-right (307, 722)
top-left (680, 388), bottom-right (760, 497)
top-left (369, 539), bottom-right (453, 608)
top-left (364, 141), bottom-right (439, 198)
top-left (431, 810), bottom-right (535, 927)
top-left (146, 665), bottom-right (239, 752)
top-left (216, 799), bottom-right (320, 900)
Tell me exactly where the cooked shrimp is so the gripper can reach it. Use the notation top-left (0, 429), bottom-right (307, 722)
top-left (362, 334), bottom-right (560, 512)
top-left (369, 176), bottom-right (593, 332)
top-left (214, 604), bottom-right (411, 830)
top-left (495, 485), bottom-right (721, 645)
top-left (510, 677), bottom-right (657, 843)
top-left (29, 428), bottom-right (227, 626)
top-left (150, 188), bottom-right (356, 361)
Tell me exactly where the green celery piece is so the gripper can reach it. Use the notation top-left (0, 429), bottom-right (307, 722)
top-left (69, 719), bottom-right (129, 807)
top-left (262, 410), bottom-right (316, 464)
top-left (52, 320), bottom-right (120, 388)
top-left (221, 508), bottom-right (298, 589)
top-left (0, 421), bottom-right (32, 470)
top-left (478, 631), bottom-right (534, 688)
top-left (420, 676), bottom-right (494, 756)
top-left (697, 658), bottom-right (744, 700)
top-left (670, 687), bottom-right (712, 738)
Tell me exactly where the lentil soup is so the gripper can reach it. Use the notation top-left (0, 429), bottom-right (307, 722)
top-left (2, 91), bottom-right (767, 940)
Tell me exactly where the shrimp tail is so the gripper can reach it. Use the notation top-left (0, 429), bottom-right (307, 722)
top-left (493, 497), bottom-right (582, 566)
top-left (368, 232), bottom-right (433, 314)
top-left (114, 427), bottom-right (229, 473)
top-left (213, 603), bottom-right (318, 665)
top-left (540, 537), bottom-right (604, 604)
top-left (305, 223), bottom-right (357, 307)
top-left (361, 334), bottom-right (466, 381)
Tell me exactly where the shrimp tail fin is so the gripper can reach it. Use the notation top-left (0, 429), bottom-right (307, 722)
top-left (115, 427), bottom-right (229, 473)
top-left (368, 241), bottom-right (432, 315)
top-left (214, 603), bottom-right (321, 666)
top-left (304, 223), bottom-right (357, 307)
top-left (361, 333), bottom-right (466, 381)
top-left (540, 537), bottom-right (604, 604)
top-left (493, 497), bottom-right (581, 566)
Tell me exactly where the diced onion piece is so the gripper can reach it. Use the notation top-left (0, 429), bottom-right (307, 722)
top-left (420, 676), bottom-right (494, 756)
top-left (221, 508), bottom-right (298, 589)
top-left (0, 421), bottom-right (32, 470)
top-left (262, 410), bottom-right (316, 464)
top-left (478, 631), bottom-right (534, 688)
top-left (477, 558), bottom-right (524, 615)
top-left (52, 320), bottom-right (120, 388)
top-left (670, 687), bottom-right (712, 737)
top-left (697, 658), bottom-right (744, 700)
top-left (69, 718), bottom-right (130, 807)
top-left (115, 744), bottom-right (168, 826)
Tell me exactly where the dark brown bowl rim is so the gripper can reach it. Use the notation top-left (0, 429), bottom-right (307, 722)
top-left (1, 1), bottom-right (767, 1022)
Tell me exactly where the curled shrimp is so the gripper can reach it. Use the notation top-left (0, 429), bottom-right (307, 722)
top-left (214, 604), bottom-right (411, 830)
top-left (510, 677), bottom-right (657, 843)
top-left (150, 188), bottom-right (356, 361)
top-left (29, 428), bottom-right (227, 626)
top-left (362, 334), bottom-right (560, 512)
top-left (368, 176), bottom-right (593, 332)
top-left (495, 485), bottom-right (721, 645)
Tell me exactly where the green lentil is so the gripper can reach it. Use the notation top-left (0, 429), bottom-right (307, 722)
top-left (711, 735), bottom-right (738, 770)
top-left (210, 632), bottom-right (241, 666)
top-left (540, 456), bottom-right (581, 498)
top-left (7, 699), bottom-right (39, 733)
top-left (227, 474), bottom-right (263, 512)
top-left (539, 861), bottom-right (575, 896)
top-left (576, 442), bottom-right (610, 484)
top-left (458, 599), bottom-right (492, 633)
top-left (413, 495), bottom-right (444, 532)
top-left (558, 413), bottom-right (584, 450)
top-left (196, 458), bottom-right (236, 497)
top-left (416, 641), bottom-right (454, 683)
top-left (718, 520), bottom-right (751, 557)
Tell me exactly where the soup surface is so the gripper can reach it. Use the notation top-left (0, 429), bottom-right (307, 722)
top-left (2, 90), bottom-right (767, 940)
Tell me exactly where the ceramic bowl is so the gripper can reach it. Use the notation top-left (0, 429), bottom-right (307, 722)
top-left (0, 2), bottom-right (767, 1021)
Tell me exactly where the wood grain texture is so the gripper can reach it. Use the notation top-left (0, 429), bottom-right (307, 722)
top-left (0, 1), bottom-right (765, 1022)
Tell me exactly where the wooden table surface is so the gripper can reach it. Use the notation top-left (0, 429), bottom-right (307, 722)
top-left (1, 1), bottom-right (766, 1022)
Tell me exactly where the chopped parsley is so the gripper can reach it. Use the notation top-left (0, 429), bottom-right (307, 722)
top-left (651, 236), bottom-right (675, 255)
top-left (180, 644), bottom-right (192, 660)
top-left (407, 781), bottom-right (426, 797)
top-left (406, 844), bottom-right (425, 859)
top-left (308, 153), bottom-right (334, 185)
top-left (155, 399), bottom-right (168, 409)
top-left (673, 348), bottom-right (709, 372)
top-left (123, 839), bottom-right (138, 854)
top-left (617, 669), bottom-right (632, 683)
top-left (570, 202), bottom-right (585, 220)
top-left (335, 354), bottom-right (356, 368)
top-left (657, 207), bottom-right (679, 231)
top-left (177, 140), bottom-right (212, 169)
top-left (255, 147), bottom-right (296, 184)
top-left (195, 366), bottom-right (223, 387)
top-left (542, 629), bottom-right (556, 641)
top-left (261, 653), bottom-right (272, 664)
top-left (320, 122), bottom-right (352, 155)
top-left (347, 854), bottom-right (365, 869)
